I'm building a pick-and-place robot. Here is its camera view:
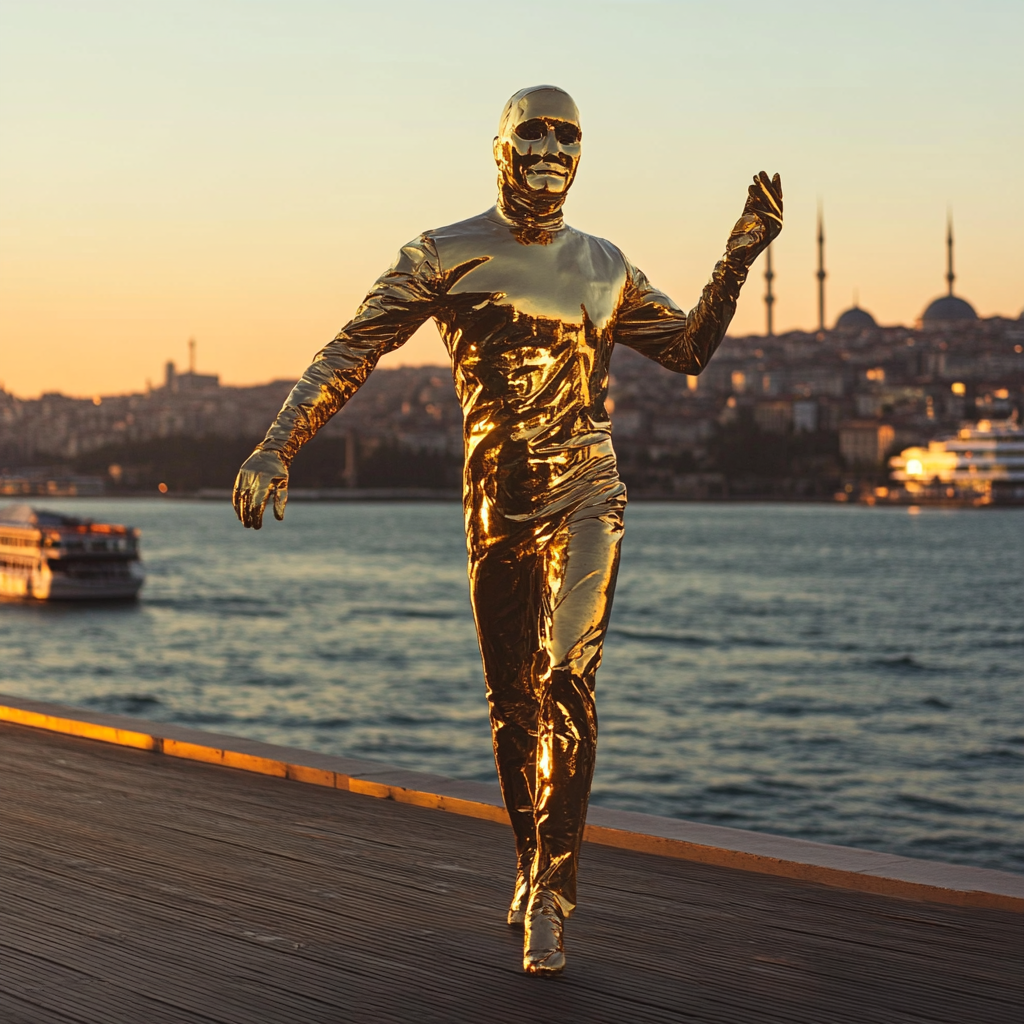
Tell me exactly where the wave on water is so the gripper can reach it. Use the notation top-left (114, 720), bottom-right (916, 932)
top-left (725, 634), bottom-right (786, 649)
top-left (609, 628), bottom-right (786, 650)
top-left (608, 627), bottom-right (711, 647)
top-left (869, 654), bottom-right (936, 672)
top-left (347, 606), bottom-right (459, 621)
top-left (896, 793), bottom-right (977, 816)
top-left (84, 693), bottom-right (163, 714)
top-left (143, 596), bottom-right (288, 618)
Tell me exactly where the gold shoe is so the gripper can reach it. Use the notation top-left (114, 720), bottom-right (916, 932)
top-left (523, 890), bottom-right (566, 974)
top-left (507, 870), bottom-right (530, 927)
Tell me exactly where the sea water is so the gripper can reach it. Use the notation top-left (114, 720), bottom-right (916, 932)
top-left (1, 498), bottom-right (1021, 873)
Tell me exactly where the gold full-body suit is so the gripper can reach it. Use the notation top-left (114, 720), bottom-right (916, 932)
top-left (234, 86), bottom-right (782, 974)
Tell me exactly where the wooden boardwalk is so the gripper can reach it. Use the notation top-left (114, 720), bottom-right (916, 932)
top-left (1, 721), bottom-right (1020, 1024)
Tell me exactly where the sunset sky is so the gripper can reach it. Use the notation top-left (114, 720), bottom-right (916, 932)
top-left (1, 0), bottom-right (1021, 398)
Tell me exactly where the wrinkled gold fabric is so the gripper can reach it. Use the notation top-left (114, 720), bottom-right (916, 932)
top-left (233, 85), bottom-right (781, 919)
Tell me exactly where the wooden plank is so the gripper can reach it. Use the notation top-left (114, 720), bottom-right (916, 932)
top-left (1, 722), bottom-right (1020, 1024)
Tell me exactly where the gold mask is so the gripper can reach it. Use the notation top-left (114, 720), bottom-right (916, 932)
top-left (493, 85), bottom-right (582, 234)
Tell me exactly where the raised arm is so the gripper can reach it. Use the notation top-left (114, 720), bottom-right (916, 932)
top-left (233, 235), bottom-right (443, 528)
top-left (614, 171), bottom-right (783, 374)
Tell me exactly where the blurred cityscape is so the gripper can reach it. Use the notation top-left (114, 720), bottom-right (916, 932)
top-left (3, 269), bottom-right (1023, 506)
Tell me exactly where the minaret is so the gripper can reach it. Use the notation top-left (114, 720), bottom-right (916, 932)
top-left (816, 205), bottom-right (826, 332)
top-left (764, 244), bottom-right (775, 337)
top-left (188, 337), bottom-right (196, 375)
top-left (946, 213), bottom-right (955, 296)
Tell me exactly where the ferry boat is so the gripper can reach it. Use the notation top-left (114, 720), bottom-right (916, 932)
top-left (0, 505), bottom-right (145, 600)
top-left (888, 419), bottom-right (1024, 505)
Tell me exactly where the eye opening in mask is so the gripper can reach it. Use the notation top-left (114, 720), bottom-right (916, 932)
top-left (554, 123), bottom-right (582, 145)
top-left (513, 119), bottom-right (581, 145)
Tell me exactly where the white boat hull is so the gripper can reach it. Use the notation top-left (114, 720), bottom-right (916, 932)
top-left (1, 561), bottom-right (144, 601)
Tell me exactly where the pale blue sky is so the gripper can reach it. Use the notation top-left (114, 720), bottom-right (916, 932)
top-left (2, 0), bottom-right (1021, 395)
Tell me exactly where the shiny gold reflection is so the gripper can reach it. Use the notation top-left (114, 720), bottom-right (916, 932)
top-left (233, 84), bottom-right (782, 971)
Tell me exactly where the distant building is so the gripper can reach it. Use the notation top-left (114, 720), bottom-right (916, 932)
top-left (920, 217), bottom-right (978, 325)
top-left (922, 294), bottom-right (977, 324)
top-left (164, 360), bottom-right (219, 393)
top-left (840, 421), bottom-right (895, 467)
top-left (754, 400), bottom-right (793, 434)
top-left (792, 400), bottom-right (819, 433)
top-left (834, 305), bottom-right (877, 332)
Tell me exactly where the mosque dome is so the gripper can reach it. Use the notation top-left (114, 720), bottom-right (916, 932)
top-left (921, 294), bottom-right (977, 324)
top-left (834, 305), bottom-right (877, 331)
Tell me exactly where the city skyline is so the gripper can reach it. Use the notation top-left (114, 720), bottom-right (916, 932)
top-left (2, 0), bottom-right (1022, 398)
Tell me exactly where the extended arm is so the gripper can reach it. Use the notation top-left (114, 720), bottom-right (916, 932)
top-left (233, 236), bottom-right (443, 528)
top-left (614, 171), bottom-right (783, 374)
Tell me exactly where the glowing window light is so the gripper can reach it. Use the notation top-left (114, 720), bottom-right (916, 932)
top-left (906, 458), bottom-right (923, 476)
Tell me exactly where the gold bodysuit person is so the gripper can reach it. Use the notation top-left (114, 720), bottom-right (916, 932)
top-left (233, 85), bottom-right (782, 975)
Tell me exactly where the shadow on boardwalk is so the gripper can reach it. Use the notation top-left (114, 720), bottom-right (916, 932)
top-left (1, 722), bottom-right (1020, 1024)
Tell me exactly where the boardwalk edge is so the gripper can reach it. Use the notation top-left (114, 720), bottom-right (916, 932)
top-left (2, 693), bottom-right (1021, 913)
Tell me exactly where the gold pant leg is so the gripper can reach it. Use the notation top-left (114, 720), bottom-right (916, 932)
top-left (470, 503), bottom-right (624, 913)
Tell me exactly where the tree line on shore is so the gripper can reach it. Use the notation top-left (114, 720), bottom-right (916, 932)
top-left (42, 421), bottom-right (854, 500)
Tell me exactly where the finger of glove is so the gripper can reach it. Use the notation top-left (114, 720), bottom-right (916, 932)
top-left (273, 482), bottom-right (288, 521)
top-left (755, 169), bottom-right (778, 200)
top-left (239, 476), bottom-right (268, 530)
top-left (239, 490), bottom-right (255, 530)
top-left (249, 491), bottom-right (266, 530)
top-left (763, 173), bottom-right (783, 215)
top-left (234, 473), bottom-right (256, 528)
top-left (755, 171), bottom-right (783, 219)
top-left (232, 475), bottom-right (249, 523)
top-left (748, 174), bottom-right (777, 210)
top-left (763, 172), bottom-right (783, 216)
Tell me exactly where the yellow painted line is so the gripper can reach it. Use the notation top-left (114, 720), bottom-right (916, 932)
top-left (286, 763), bottom-right (336, 788)
top-left (344, 777), bottom-right (510, 825)
top-left (161, 738), bottom-right (223, 766)
top-left (1, 700), bottom-right (1020, 913)
top-left (0, 705), bottom-right (157, 751)
top-left (433, 795), bottom-right (509, 825)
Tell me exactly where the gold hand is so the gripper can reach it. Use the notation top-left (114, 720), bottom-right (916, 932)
top-left (232, 449), bottom-right (290, 530)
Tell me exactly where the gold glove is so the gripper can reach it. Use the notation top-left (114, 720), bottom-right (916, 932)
top-left (725, 170), bottom-right (783, 265)
top-left (232, 448), bottom-right (289, 530)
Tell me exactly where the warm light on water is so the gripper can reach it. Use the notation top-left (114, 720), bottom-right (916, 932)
top-left (1, 499), bottom-right (1021, 873)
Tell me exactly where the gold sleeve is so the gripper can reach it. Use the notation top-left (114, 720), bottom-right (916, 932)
top-left (612, 252), bottom-right (750, 375)
top-left (256, 235), bottom-right (443, 462)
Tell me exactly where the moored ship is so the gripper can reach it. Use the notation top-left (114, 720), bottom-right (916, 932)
top-left (0, 505), bottom-right (145, 600)
top-left (888, 419), bottom-right (1024, 505)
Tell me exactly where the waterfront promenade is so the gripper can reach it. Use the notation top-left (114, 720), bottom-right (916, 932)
top-left (1, 700), bottom-right (1021, 1023)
